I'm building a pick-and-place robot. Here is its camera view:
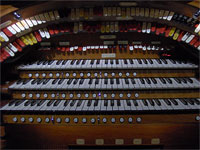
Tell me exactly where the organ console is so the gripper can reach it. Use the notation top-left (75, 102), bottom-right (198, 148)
top-left (0, 0), bottom-right (200, 149)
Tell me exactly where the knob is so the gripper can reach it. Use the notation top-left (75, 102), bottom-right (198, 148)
top-left (93, 93), bottom-right (97, 98)
top-left (104, 72), bottom-right (108, 77)
top-left (21, 93), bottom-right (26, 98)
top-left (36, 93), bottom-right (40, 98)
top-left (119, 93), bottom-right (123, 98)
top-left (128, 117), bottom-right (133, 123)
top-left (56, 118), bottom-right (61, 123)
top-left (103, 94), bottom-right (107, 98)
top-left (62, 94), bottom-right (66, 98)
top-left (111, 93), bottom-right (115, 98)
top-left (196, 116), bottom-right (200, 121)
top-left (21, 117), bottom-right (25, 122)
top-left (44, 93), bottom-right (48, 98)
top-left (80, 73), bottom-right (84, 77)
top-left (49, 73), bottom-right (53, 77)
top-left (42, 73), bottom-right (46, 77)
top-left (94, 73), bottom-right (98, 77)
top-left (77, 94), bottom-right (81, 98)
top-left (29, 117), bottom-right (33, 123)
top-left (66, 73), bottom-right (70, 77)
top-left (51, 93), bottom-right (55, 98)
top-left (56, 73), bottom-right (60, 77)
top-left (45, 118), bottom-right (50, 123)
top-left (129, 46), bottom-right (134, 51)
top-left (91, 118), bottom-right (96, 124)
top-left (85, 93), bottom-right (89, 98)
top-left (87, 73), bottom-right (91, 77)
top-left (111, 118), bottom-right (116, 123)
top-left (135, 93), bottom-right (139, 98)
top-left (133, 72), bottom-right (137, 76)
top-left (119, 117), bottom-right (124, 123)
top-left (69, 93), bottom-right (73, 98)
top-left (37, 117), bottom-right (42, 123)
top-left (74, 118), bottom-right (78, 123)
top-left (111, 72), bottom-right (115, 77)
top-left (65, 118), bottom-right (70, 123)
top-left (35, 73), bottom-right (39, 77)
top-left (73, 73), bottom-right (76, 77)
top-left (126, 72), bottom-right (130, 77)
top-left (119, 72), bottom-right (122, 77)
top-left (29, 94), bottom-right (33, 98)
top-left (13, 117), bottom-right (18, 122)
top-left (136, 117), bottom-right (142, 123)
top-left (82, 118), bottom-right (87, 123)
top-left (102, 118), bottom-right (107, 123)
top-left (127, 93), bottom-right (131, 98)
top-left (28, 74), bottom-right (32, 77)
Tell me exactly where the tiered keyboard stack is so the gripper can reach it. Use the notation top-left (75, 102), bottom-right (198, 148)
top-left (1, 46), bottom-right (199, 148)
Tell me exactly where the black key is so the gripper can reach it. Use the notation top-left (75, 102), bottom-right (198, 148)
top-left (96, 60), bottom-right (100, 64)
top-left (15, 100), bottom-right (24, 106)
top-left (145, 78), bottom-right (151, 84)
top-left (123, 59), bottom-right (128, 64)
top-left (147, 59), bottom-right (153, 64)
top-left (31, 79), bottom-right (38, 85)
top-left (47, 100), bottom-right (55, 106)
top-left (116, 59), bottom-right (119, 64)
top-left (159, 78), bottom-right (166, 84)
top-left (125, 79), bottom-right (129, 84)
top-left (54, 100), bottom-right (61, 106)
top-left (140, 78), bottom-right (145, 84)
top-left (126, 100), bottom-right (131, 106)
top-left (23, 79), bottom-right (31, 85)
top-left (79, 79), bottom-right (84, 85)
top-left (70, 100), bottom-right (76, 107)
top-left (89, 79), bottom-right (93, 84)
top-left (8, 100), bottom-right (16, 106)
top-left (87, 100), bottom-right (92, 106)
top-left (165, 78), bottom-right (172, 84)
top-left (137, 59), bottom-right (142, 64)
top-left (142, 59), bottom-right (147, 64)
top-left (142, 100), bottom-right (148, 106)
top-left (105, 59), bottom-right (108, 64)
top-left (77, 100), bottom-right (83, 107)
top-left (76, 59), bottom-right (81, 65)
top-left (37, 61), bottom-right (44, 65)
top-left (131, 78), bottom-right (136, 84)
top-left (156, 59), bottom-right (162, 64)
top-left (52, 79), bottom-right (59, 84)
top-left (161, 59), bottom-right (168, 64)
top-left (110, 79), bottom-right (114, 84)
top-left (82, 60), bottom-right (86, 65)
top-left (180, 78), bottom-right (187, 84)
top-left (90, 59), bottom-right (94, 65)
top-left (31, 100), bottom-right (39, 106)
top-left (148, 99), bottom-right (155, 106)
top-left (117, 100), bottom-right (121, 106)
top-left (73, 79), bottom-right (79, 85)
top-left (70, 60), bottom-right (76, 65)
top-left (116, 78), bottom-right (120, 84)
top-left (153, 99), bottom-right (161, 106)
top-left (193, 99), bottom-right (200, 105)
top-left (37, 100), bottom-right (45, 106)
top-left (111, 100), bottom-right (114, 106)
top-left (151, 78), bottom-right (157, 84)
top-left (67, 79), bottom-right (73, 84)
top-left (16, 79), bottom-right (23, 84)
top-left (64, 100), bottom-right (70, 106)
top-left (169, 59), bottom-right (176, 64)
top-left (95, 78), bottom-right (99, 84)
top-left (169, 99), bottom-right (178, 105)
top-left (110, 60), bottom-right (113, 64)
top-left (37, 79), bottom-right (44, 85)
top-left (104, 79), bottom-right (108, 84)
top-left (104, 100), bottom-right (108, 106)
top-left (43, 60), bottom-right (49, 65)
top-left (164, 99), bottom-right (171, 105)
top-left (174, 78), bottom-right (181, 84)
top-left (187, 99), bottom-right (194, 105)
top-left (133, 100), bottom-right (138, 106)
top-left (58, 79), bottom-right (64, 84)
top-left (43, 79), bottom-right (50, 85)
top-left (185, 78), bottom-right (193, 83)
top-left (56, 60), bottom-right (62, 65)
top-left (62, 60), bottom-right (68, 65)
top-left (94, 100), bottom-right (98, 106)
top-left (24, 100), bottom-right (32, 106)
top-left (48, 60), bottom-right (54, 65)
top-left (129, 59), bottom-right (134, 64)
top-left (180, 99), bottom-right (188, 105)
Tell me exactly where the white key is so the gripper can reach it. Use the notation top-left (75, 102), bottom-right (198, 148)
top-left (11, 24), bottom-right (21, 33)
top-left (44, 12), bottom-right (51, 21)
top-left (123, 100), bottom-right (131, 111)
top-left (25, 19), bottom-right (33, 27)
top-left (52, 100), bottom-right (66, 111)
top-left (118, 100), bottom-right (124, 111)
top-left (39, 14), bottom-right (46, 23)
top-left (54, 10), bottom-right (60, 20)
top-left (94, 100), bottom-right (101, 111)
top-left (64, 100), bottom-right (73, 111)
top-left (139, 100), bottom-right (149, 110)
top-left (30, 16), bottom-right (38, 26)
top-left (0, 31), bottom-right (9, 42)
top-left (135, 100), bottom-right (143, 111)
top-left (16, 22), bottom-right (25, 31)
top-left (82, 100), bottom-right (90, 111)
top-left (76, 100), bottom-right (86, 111)
top-left (88, 100), bottom-right (95, 111)
top-left (7, 26), bottom-right (17, 35)
top-left (34, 15), bottom-right (42, 24)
